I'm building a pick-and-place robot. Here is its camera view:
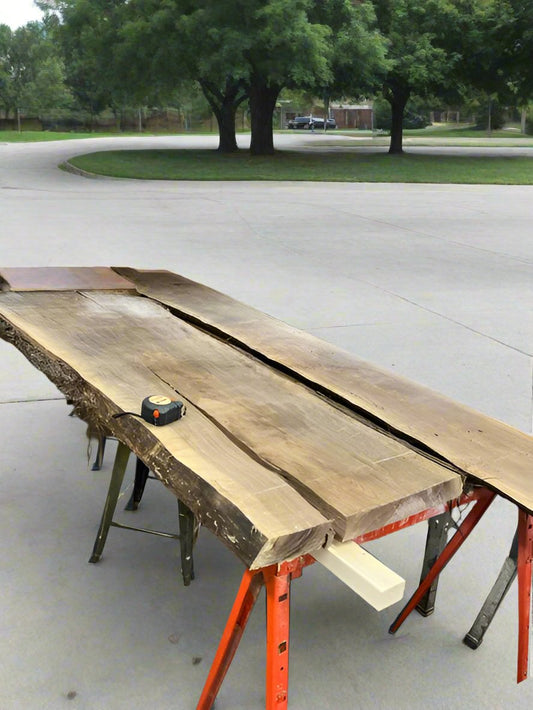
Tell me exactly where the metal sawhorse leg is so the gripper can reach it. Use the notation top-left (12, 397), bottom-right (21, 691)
top-left (416, 510), bottom-right (454, 617)
top-left (389, 487), bottom-right (496, 636)
top-left (389, 489), bottom-right (533, 683)
top-left (89, 441), bottom-right (198, 586)
top-left (197, 555), bottom-right (315, 710)
top-left (91, 434), bottom-right (107, 471)
top-left (125, 457), bottom-right (151, 511)
top-left (463, 526), bottom-right (518, 649)
top-left (92, 435), bottom-right (156, 513)
top-left (418, 510), bottom-right (521, 651)
top-left (463, 513), bottom-right (533, 684)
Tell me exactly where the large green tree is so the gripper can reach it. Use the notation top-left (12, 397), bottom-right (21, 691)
top-left (478, 0), bottom-right (533, 106)
top-left (372, 0), bottom-right (462, 153)
top-left (38, 0), bottom-right (141, 125)
top-left (0, 21), bottom-right (70, 119)
top-left (161, 0), bottom-right (386, 154)
top-left (37, 0), bottom-right (387, 153)
top-left (430, 0), bottom-right (532, 133)
top-left (119, 0), bottom-right (249, 151)
top-left (239, 0), bottom-right (332, 154)
top-left (308, 0), bottom-right (388, 118)
top-left (137, 0), bottom-right (333, 154)
top-left (112, 0), bottom-right (335, 154)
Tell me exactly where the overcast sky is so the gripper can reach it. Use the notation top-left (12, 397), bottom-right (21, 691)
top-left (1, 0), bottom-right (44, 29)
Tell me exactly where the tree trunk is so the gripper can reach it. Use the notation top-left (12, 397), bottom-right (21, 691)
top-left (323, 92), bottom-right (330, 132)
top-left (120, 108), bottom-right (127, 133)
top-left (249, 79), bottom-right (280, 156)
top-left (388, 90), bottom-right (409, 155)
top-left (112, 107), bottom-right (120, 132)
top-left (214, 101), bottom-right (239, 153)
top-left (199, 78), bottom-right (247, 153)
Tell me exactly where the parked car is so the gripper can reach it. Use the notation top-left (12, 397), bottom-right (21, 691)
top-left (287, 116), bottom-right (337, 130)
top-left (287, 116), bottom-right (312, 129)
top-left (313, 117), bottom-right (337, 130)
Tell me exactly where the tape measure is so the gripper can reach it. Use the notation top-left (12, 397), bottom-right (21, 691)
top-left (140, 395), bottom-right (185, 426)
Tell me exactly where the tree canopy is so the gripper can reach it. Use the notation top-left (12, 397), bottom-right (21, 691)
top-left (38, 1), bottom-right (140, 121)
top-left (372, 0), bottom-right (465, 153)
top-left (39, 0), bottom-right (387, 153)
top-left (486, 0), bottom-right (533, 104)
top-left (0, 21), bottom-right (70, 118)
top-left (121, 0), bottom-right (336, 154)
top-left (11, 0), bottom-right (533, 151)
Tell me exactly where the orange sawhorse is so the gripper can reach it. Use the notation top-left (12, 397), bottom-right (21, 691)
top-left (197, 554), bottom-right (316, 710)
top-left (389, 487), bottom-right (533, 684)
top-left (196, 488), bottom-right (495, 709)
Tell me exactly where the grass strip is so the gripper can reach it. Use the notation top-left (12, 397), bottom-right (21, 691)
top-left (66, 148), bottom-right (533, 184)
top-left (0, 130), bottom-right (105, 142)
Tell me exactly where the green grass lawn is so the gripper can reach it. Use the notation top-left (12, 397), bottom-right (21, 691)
top-left (4, 124), bottom-right (532, 144)
top-left (405, 124), bottom-right (530, 139)
top-left (0, 129), bottom-right (216, 142)
top-left (65, 148), bottom-right (533, 184)
top-left (329, 124), bottom-right (533, 147)
top-left (0, 130), bottom-right (105, 142)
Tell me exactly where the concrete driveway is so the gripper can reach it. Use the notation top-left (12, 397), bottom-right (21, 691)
top-left (0, 134), bottom-right (532, 709)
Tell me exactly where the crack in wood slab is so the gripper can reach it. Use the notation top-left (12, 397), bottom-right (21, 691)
top-left (115, 268), bottom-right (532, 515)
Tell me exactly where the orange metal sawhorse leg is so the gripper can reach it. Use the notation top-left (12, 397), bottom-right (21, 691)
top-left (517, 508), bottom-right (533, 682)
top-left (197, 555), bottom-right (315, 710)
top-left (388, 487), bottom-right (497, 634)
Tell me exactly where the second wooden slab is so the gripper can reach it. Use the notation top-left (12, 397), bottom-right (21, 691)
top-left (118, 268), bottom-right (532, 513)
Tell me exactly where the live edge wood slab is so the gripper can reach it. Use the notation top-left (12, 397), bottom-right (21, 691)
top-left (2, 266), bottom-right (529, 570)
top-left (117, 268), bottom-right (533, 515)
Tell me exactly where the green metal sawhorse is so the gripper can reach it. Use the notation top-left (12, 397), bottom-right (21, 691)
top-left (89, 439), bottom-right (198, 586)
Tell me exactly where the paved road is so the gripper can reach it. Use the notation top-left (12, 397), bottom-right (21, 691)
top-left (2, 133), bottom-right (531, 428)
top-left (1, 133), bottom-right (532, 709)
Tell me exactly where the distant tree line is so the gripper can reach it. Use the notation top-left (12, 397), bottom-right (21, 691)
top-left (0, 0), bottom-right (531, 154)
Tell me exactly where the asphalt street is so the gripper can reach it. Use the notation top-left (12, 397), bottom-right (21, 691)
top-left (0, 132), bottom-right (532, 709)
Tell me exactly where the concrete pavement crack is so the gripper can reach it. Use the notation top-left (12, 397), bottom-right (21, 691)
top-left (311, 279), bottom-right (532, 357)
top-left (300, 197), bottom-right (533, 266)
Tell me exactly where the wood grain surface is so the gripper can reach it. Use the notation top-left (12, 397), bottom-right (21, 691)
top-left (116, 268), bottom-right (533, 513)
top-left (0, 291), bottom-right (333, 568)
top-left (0, 288), bottom-right (460, 550)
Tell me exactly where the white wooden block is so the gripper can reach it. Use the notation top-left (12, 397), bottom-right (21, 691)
top-left (313, 540), bottom-right (405, 611)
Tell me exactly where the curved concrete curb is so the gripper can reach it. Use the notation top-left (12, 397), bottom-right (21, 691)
top-left (60, 160), bottom-right (105, 179)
